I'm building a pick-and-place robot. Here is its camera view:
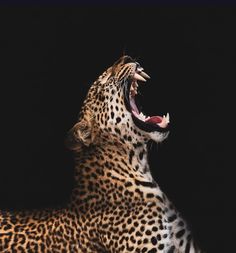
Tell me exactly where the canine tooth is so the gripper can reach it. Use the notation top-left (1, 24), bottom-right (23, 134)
top-left (134, 73), bottom-right (146, 82)
top-left (158, 117), bottom-right (168, 128)
top-left (140, 71), bottom-right (151, 79)
top-left (166, 113), bottom-right (170, 123)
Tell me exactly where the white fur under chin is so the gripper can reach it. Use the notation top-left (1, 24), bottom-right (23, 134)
top-left (149, 131), bottom-right (169, 143)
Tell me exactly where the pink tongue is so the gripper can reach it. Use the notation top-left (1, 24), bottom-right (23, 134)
top-left (145, 116), bottom-right (163, 124)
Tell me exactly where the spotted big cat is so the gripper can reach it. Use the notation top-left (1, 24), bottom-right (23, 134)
top-left (0, 56), bottom-right (203, 253)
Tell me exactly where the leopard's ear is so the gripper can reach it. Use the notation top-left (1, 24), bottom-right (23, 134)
top-left (65, 119), bottom-right (94, 151)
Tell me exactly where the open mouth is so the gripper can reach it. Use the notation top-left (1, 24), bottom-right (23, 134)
top-left (124, 66), bottom-right (170, 133)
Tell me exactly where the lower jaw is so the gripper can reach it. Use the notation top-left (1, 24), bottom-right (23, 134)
top-left (131, 114), bottom-right (170, 133)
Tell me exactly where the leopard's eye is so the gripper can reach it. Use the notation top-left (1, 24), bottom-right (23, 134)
top-left (122, 56), bottom-right (134, 64)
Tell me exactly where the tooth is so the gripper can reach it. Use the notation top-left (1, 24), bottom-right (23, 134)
top-left (166, 113), bottom-right (170, 123)
top-left (158, 117), bottom-right (168, 128)
top-left (139, 71), bottom-right (151, 79)
top-left (139, 112), bottom-right (146, 121)
top-left (134, 73), bottom-right (146, 82)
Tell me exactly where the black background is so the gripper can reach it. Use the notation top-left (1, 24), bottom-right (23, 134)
top-left (0, 7), bottom-right (232, 253)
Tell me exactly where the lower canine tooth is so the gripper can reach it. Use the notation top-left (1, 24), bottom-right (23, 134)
top-left (158, 117), bottom-right (168, 128)
top-left (166, 113), bottom-right (170, 123)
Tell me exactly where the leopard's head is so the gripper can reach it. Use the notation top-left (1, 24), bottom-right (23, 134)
top-left (67, 56), bottom-right (169, 151)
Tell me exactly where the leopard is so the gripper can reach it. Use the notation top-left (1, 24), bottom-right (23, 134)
top-left (0, 55), bottom-right (204, 253)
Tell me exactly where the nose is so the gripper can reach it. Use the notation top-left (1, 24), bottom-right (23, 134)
top-left (135, 62), bottom-right (142, 71)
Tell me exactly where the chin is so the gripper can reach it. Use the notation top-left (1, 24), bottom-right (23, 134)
top-left (148, 131), bottom-right (169, 143)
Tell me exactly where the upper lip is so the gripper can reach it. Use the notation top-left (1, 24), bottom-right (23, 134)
top-left (125, 65), bottom-right (170, 132)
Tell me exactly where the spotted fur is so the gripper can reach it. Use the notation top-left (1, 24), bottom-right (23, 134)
top-left (0, 56), bottom-right (203, 252)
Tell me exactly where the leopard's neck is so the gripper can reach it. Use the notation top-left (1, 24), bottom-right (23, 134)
top-left (69, 141), bottom-right (157, 212)
top-left (74, 140), bottom-right (153, 180)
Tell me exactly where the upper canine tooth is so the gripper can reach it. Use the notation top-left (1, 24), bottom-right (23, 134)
top-left (139, 71), bottom-right (151, 79)
top-left (134, 73), bottom-right (146, 82)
